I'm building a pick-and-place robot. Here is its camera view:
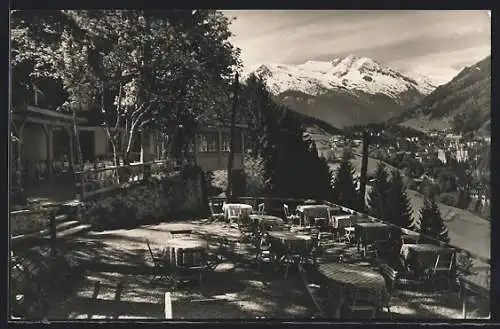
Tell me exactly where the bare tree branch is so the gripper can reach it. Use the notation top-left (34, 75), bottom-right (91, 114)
top-left (129, 102), bottom-right (146, 121)
top-left (114, 82), bottom-right (123, 129)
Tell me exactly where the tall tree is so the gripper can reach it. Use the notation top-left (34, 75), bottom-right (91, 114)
top-left (367, 162), bottom-right (390, 220)
top-left (419, 195), bottom-right (450, 243)
top-left (386, 170), bottom-right (413, 230)
top-left (239, 75), bottom-right (334, 201)
top-left (11, 10), bottom-right (240, 172)
top-left (239, 73), bottom-right (274, 156)
top-left (305, 141), bottom-right (334, 201)
top-left (226, 72), bottom-right (240, 202)
top-left (332, 149), bottom-right (359, 210)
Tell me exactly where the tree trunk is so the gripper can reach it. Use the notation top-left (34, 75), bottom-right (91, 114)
top-left (72, 106), bottom-right (84, 171)
top-left (359, 131), bottom-right (370, 212)
top-left (226, 72), bottom-right (240, 203)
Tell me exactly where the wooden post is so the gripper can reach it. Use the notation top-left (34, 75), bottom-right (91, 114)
top-left (226, 72), bottom-right (240, 203)
top-left (164, 292), bottom-right (172, 319)
top-left (80, 172), bottom-right (86, 200)
top-left (217, 129), bottom-right (223, 165)
top-left (42, 124), bottom-right (54, 179)
top-left (194, 133), bottom-right (199, 165)
top-left (359, 132), bottom-right (370, 212)
top-left (67, 127), bottom-right (74, 174)
top-left (49, 206), bottom-right (58, 318)
top-left (113, 280), bottom-right (124, 319)
top-left (50, 209), bottom-right (57, 260)
top-left (241, 129), bottom-right (245, 166)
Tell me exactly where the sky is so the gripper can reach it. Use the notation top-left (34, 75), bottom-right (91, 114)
top-left (222, 10), bottom-right (491, 85)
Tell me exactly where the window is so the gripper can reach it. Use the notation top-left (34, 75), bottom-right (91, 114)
top-left (197, 133), bottom-right (217, 152)
top-left (187, 138), bottom-right (195, 153)
top-left (221, 133), bottom-right (231, 152)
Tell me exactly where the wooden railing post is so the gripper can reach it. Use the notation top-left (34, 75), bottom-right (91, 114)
top-left (164, 292), bottom-right (172, 319)
top-left (79, 171), bottom-right (86, 200)
top-left (48, 205), bottom-right (58, 319)
top-left (50, 209), bottom-right (57, 260)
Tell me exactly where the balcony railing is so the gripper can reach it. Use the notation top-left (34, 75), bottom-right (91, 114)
top-left (209, 195), bottom-right (490, 304)
top-left (75, 159), bottom-right (177, 200)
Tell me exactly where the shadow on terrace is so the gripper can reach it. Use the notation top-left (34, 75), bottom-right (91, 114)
top-left (12, 196), bottom-right (490, 320)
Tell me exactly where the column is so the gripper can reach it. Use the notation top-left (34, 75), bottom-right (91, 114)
top-left (17, 122), bottom-right (26, 173)
top-left (66, 127), bottom-right (74, 173)
top-left (241, 129), bottom-right (245, 166)
top-left (15, 121), bottom-right (26, 188)
top-left (194, 132), bottom-right (199, 165)
top-left (140, 130), bottom-right (144, 163)
top-left (42, 124), bottom-right (54, 179)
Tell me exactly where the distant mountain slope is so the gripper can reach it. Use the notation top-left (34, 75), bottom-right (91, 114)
top-left (393, 55), bottom-right (491, 134)
top-left (248, 55), bottom-right (436, 129)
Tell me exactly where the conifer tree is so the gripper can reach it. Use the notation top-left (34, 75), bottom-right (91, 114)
top-left (386, 170), bottom-right (413, 230)
top-left (332, 149), bottom-right (359, 210)
top-left (308, 141), bottom-right (334, 201)
top-left (367, 162), bottom-right (390, 220)
top-left (419, 195), bottom-right (450, 243)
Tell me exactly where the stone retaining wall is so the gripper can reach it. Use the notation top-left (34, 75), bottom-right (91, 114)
top-left (80, 166), bottom-right (205, 230)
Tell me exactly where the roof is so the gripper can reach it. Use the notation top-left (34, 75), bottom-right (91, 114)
top-left (18, 105), bottom-right (88, 124)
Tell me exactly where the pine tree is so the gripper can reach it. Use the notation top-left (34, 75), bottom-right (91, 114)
top-left (386, 170), bottom-right (413, 230)
top-left (308, 141), bottom-right (334, 201)
top-left (243, 76), bottom-right (335, 201)
top-left (367, 162), bottom-right (390, 220)
top-left (332, 149), bottom-right (359, 210)
top-left (419, 195), bottom-right (450, 244)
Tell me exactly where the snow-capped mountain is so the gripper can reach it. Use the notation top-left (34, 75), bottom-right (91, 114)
top-left (248, 55), bottom-right (437, 128)
top-left (253, 55), bottom-right (436, 98)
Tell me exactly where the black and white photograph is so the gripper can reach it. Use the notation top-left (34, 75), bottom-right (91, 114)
top-left (9, 9), bottom-right (491, 321)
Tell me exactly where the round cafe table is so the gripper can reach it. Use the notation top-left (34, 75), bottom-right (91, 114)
top-left (268, 231), bottom-right (313, 256)
top-left (250, 214), bottom-right (284, 230)
top-left (222, 203), bottom-right (253, 221)
top-left (162, 237), bottom-right (208, 269)
top-left (317, 262), bottom-right (388, 313)
top-left (268, 231), bottom-right (314, 278)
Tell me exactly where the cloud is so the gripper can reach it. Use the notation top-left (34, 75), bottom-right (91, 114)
top-left (223, 10), bottom-right (491, 85)
top-left (392, 45), bottom-right (491, 85)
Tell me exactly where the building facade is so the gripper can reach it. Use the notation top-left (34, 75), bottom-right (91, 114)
top-left (11, 104), bottom-right (247, 186)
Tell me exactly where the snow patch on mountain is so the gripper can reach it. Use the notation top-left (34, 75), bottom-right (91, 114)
top-left (249, 55), bottom-right (436, 103)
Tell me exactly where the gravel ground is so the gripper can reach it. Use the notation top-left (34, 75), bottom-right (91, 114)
top-left (46, 219), bottom-right (489, 320)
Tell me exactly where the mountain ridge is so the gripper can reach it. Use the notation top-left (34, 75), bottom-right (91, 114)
top-left (392, 55), bottom-right (491, 134)
top-left (246, 54), bottom-right (437, 129)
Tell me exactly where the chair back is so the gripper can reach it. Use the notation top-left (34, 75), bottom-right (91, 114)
top-left (310, 229), bottom-right (321, 247)
top-left (257, 203), bottom-right (265, 215)
top-left (435, 249), bottom-right (455, 270)
top-left (208, 202), bottom-right (216, 217)
top-left (327, 207), bottom-right (338, 229)
top-left (228, 207), bottom-right (241, 219)
top-left (284, 204), bottom-right (290, 217)
top-left (259, 232), bottom-right (271, 249)
top-left (146, 239), bottom-right (158, 263)
top-left (336, 215), bottom-right (353, 230)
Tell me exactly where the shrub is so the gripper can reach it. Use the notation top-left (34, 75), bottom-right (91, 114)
top-left (211, 170), bottom-right (228, 194)
top-left (81, 170), bottom-right (204, 230)
top-left (244, 153), bottom-right (266, 196)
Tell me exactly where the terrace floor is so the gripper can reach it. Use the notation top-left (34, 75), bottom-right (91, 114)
top-left (45, 220), bottom-right (489, 320)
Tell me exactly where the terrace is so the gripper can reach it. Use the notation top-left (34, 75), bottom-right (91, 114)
top-left (10, 197), bottom-right (490, 320)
